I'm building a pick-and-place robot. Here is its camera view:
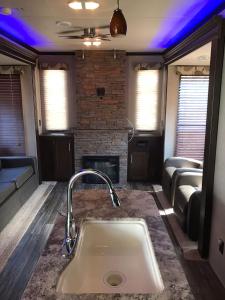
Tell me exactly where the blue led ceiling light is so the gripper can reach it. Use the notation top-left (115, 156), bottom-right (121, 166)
top-left (150, 0), bottom-right (225, 50)
top-left (0, 8), bottom-right (50, 48)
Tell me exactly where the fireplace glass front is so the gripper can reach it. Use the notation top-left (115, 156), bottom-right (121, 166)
top-left (82, 156), bottom-right (119, 184)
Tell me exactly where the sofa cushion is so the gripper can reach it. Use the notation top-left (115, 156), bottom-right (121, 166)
top-left (0, 182), bottom-right (16, 205)
top-left (176, 185), bottom-right (200, 213)
top-left (0, 166), bottom-right (34, 188)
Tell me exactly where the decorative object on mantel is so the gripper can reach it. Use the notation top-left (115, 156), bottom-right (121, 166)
top-left (0, 65), bottom-right (24, 74)
top-left (134, 62), bottom-right (162, 71)
top-left (96, 87), bottom-right (105, 99)
top-left (176, 65), bottom-right (210, 75)
top-left (39, 62), bottom-right (68, 70)
top-left (110, 0), bottom-right (127, 37)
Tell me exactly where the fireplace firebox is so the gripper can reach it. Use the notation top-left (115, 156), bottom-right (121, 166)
top-left (82, 156), bottom-right (119, 184)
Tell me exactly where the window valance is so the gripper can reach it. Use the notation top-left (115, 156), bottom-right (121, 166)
top-left (176, 65), bottom-right (210, 76)
top-left (134, 62), bottom-right (162, 71)
top-left (39, 62), bottom-right (68, 70)
top-left (0, 66), bottom-right (24, 74)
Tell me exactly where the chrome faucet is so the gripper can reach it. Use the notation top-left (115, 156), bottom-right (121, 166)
top-left (64, 169), bottom-right (120, 257)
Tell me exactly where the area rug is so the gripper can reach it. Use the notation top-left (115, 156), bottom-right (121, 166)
top-left (0, 181), bottom-right (56, 272)
top-left (152, 185), bottom-right (204, 261)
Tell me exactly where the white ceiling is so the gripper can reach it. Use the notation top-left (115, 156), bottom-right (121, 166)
top-left (0, 0), bottom-right (218, 52)
top-left (171, 42), bottom-right (212, 66)
top-left (0, 54), bottom-right (27, 65)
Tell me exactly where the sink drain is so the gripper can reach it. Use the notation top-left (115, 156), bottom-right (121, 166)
top-left (103, 271), bottom-right (126, 288)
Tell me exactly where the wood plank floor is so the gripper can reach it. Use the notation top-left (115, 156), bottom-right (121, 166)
top-left (152, 191), bottom-right (225, 300)
top-left (0, 181), bottom-right (225, 300)
top-left (0, 183), bottom-right (67, 300)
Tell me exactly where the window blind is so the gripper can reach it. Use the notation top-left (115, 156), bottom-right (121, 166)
top-left (40, 70), bottom-right (69, 131)
top-left (0, 74), bottom-right (25, 155)
top-left (135, 70), bottom-right (160, 131)
top-left (175, 75), bottom-right (209, 161)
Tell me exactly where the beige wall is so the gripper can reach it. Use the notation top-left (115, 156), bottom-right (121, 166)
top-left (164, 66), bottom-right (179, 159)
top-left (209, 46), bottom-right (225, 288)
top-left (127, 55), bottom-right (164, 130)
top-left (21, 66), bottom-right (37, 156)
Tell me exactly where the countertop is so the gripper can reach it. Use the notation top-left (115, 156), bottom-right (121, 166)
top-left (22, 189), bottom-right (194, 300)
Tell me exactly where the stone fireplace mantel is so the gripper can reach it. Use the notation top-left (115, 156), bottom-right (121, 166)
top-left (74, 129), bottom-right (128, 185)
top-left (74, 50), bottom-right (128, 185)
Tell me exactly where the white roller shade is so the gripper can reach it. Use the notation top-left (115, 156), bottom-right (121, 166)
top-left (135, 70), bottom-right (160, 131)
top-left (40, 70), bottom-right (69, 131)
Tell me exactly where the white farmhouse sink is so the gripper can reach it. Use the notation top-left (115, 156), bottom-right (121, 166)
top-left (57, 219), bottom-right (164, 294)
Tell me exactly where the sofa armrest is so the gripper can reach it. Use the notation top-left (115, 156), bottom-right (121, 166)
top-left (164, 157), bottom-right (203, 169)
top-left (175, 171), bottom-right (203, 188)
top-left (0, 156), bottom-right (37, 174)
top-left (187, 190), bottom-right (202, 241)
top-left (170, 168), bottom-right (203, 206)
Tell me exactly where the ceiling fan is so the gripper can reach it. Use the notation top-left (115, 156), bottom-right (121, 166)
top-left (58, 26), bottom-right (111, 41)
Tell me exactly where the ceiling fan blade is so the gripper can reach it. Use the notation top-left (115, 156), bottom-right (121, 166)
top-left (58, 27), bottom-right (84, 35)
top-left (98, 34), bottom-right (111, 38)
top-left (59, 35), bottom-right (85, 39)
top-left (100, 37), bottom-right (111, 41)
top-left (96, 25), bottom-right (110, 30)
top-left (59, 25), bottom-right (109, 35)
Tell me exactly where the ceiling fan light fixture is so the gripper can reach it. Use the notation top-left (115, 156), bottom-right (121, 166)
top-left (110, 0), bottom-right (127, 37)
top-left (68, 1), bottom-right (82, 9)
top-left (85, 2), bottom-right (99, 9)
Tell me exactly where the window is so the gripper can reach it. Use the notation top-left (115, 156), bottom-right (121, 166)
top-left (40, 70), bottom-right (68, 131)
top-left (175, 75), bottom-right (209, 160)
top-left (135, 70), bottom-right (160, 131)
top-left (0, 74), bottom-right (25, 155)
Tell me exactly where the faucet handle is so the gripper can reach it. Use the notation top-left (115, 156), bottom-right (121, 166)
top-left (110, 189), bottom-right (120, 207)
top-left (62, 226), bottom-right (79, 258)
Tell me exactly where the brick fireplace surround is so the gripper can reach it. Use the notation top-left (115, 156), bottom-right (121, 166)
top-left (74, 50), bottom-right (128, 185)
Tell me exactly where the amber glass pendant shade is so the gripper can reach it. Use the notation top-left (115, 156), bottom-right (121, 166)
top-left (110, 7), bottom-right (127, 37)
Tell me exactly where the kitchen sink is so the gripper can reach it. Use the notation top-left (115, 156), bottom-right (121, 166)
top-left (57, 219), bottom-right (164, 294)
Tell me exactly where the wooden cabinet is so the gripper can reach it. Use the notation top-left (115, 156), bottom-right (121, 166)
top-left (128, 135), bottom-right (163, 182)
top-left (39, 134), bottom-right (74, 181)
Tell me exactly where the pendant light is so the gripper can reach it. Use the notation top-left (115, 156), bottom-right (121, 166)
top-left (110, 0), bottom-right (127, 37)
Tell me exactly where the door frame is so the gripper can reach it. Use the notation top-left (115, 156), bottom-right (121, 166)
top-left (163, 16), bottom-right (225, 257)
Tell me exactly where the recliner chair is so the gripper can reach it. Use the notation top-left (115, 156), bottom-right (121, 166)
top-left (162, 157), bottom-right (203, 205)
top-left (173, 171), bottom-right (203, 241)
